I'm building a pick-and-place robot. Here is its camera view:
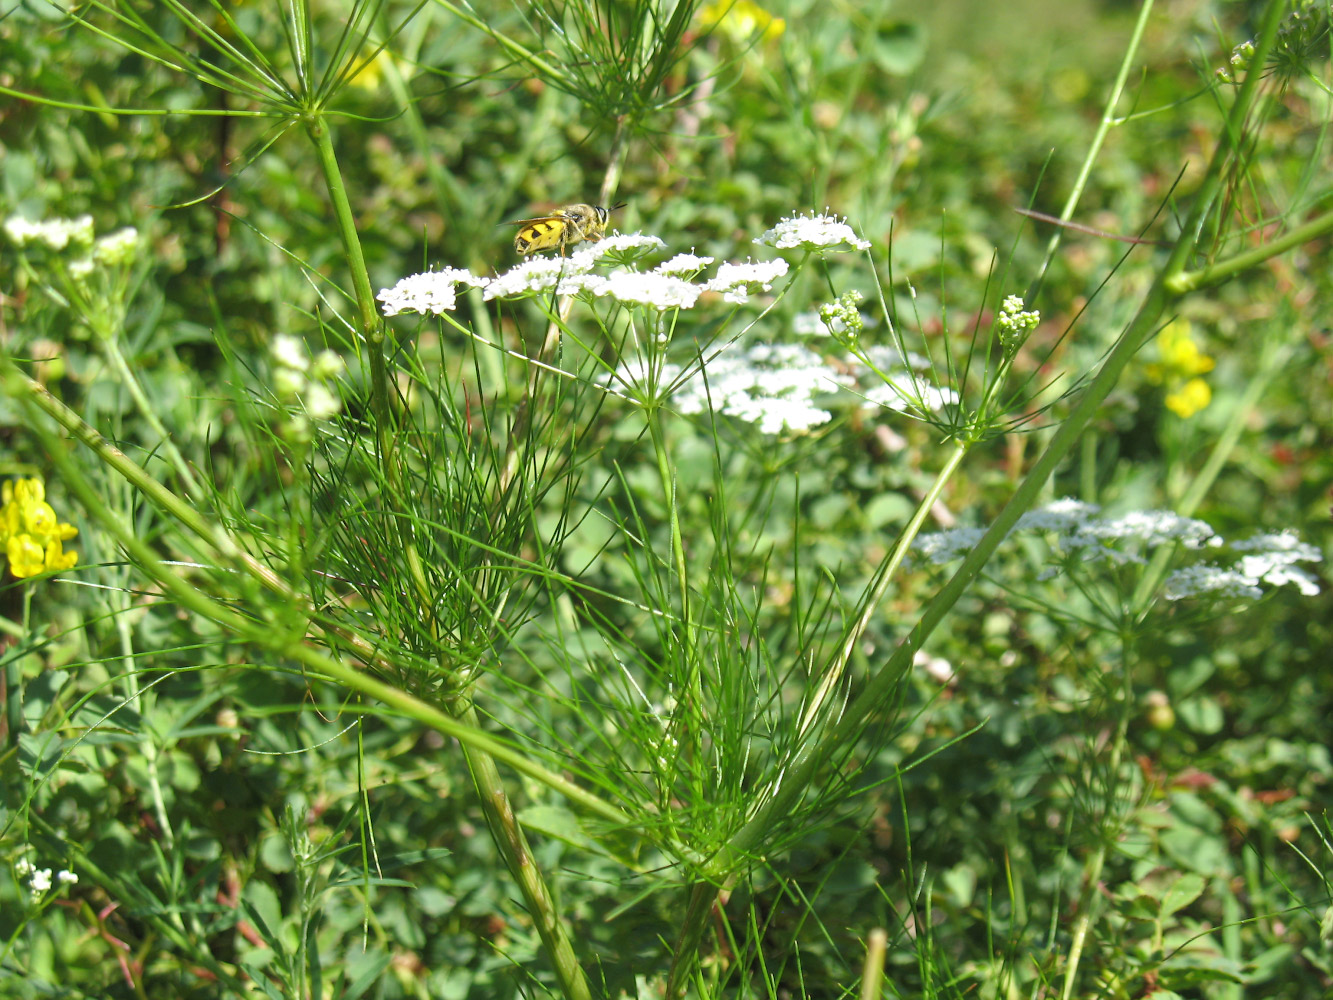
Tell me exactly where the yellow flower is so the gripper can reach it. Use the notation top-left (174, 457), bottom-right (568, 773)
top-left (347, 48), bottom-right (407, 91)
top-left (700, 0), bottom-right (785, 44)
top-left (7, 535), bottom-right (47, 578)
top-left (0, 477), bottom-right (79, 578)
top-left (1165, 377), bottom-right (1212, 419)
top-left (1144, 318), bottom-right (1215, 418)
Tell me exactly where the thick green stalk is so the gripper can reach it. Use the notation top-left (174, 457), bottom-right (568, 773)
top-left (1164, 208), bottom-right (1333, 295)
top-left (463, 717), bottom-right (593, 1000)
top-left (305, 111), bottom-right (596, 1000)
top-left (2, 363), bottom-right (629, 828)
top-left (305, 118), bottom-right (393, 447)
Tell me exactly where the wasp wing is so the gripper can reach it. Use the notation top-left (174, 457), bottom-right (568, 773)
top-left (501, 215), bottom-right (563, 228)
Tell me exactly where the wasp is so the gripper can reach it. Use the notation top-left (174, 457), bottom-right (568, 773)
top-left (505, 202), bottom-right (626, 256)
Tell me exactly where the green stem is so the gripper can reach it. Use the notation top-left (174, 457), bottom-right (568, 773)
top-left (1164, 208), bottom-right (1333, 295)
top-left (98, 334), bottom-right (202, 499)
top-left (666, 443), bottom-right (967, 997)
top-left (795, 441), bottom-right (967, 743)
top-left (1029, 0), bottom-right (1155, 296)
top-left (858, 928), bottom-right (888, 1000)
top-left (3, 362), bottom-right (629, 829)
top-left (1061, 840), bottom-right (1109, 1000)
top-left (114, 590), bottom-right (176, 842)
top-left (463, 712), bottom-right (593, 1000)
top-left (647, 406), bottom-right (697, 751)
top-left (430, 0), bottom-right (570, 86)
top-left (5, 588), bottom-right (32, 750)
top-left (1059, 638), bottom-right (1134, 1000)
top-left (305, 118), bottom-right (393, 452)
top-left (598, 115), bottom-right (630, 210)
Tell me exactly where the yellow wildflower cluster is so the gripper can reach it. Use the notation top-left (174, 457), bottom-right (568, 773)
top-left (1145, 318), bottom-right (1215, 419)
top-left (699, 0), bottom-right (785, 44)
top-left (1, 478), bottom-right (79, 579)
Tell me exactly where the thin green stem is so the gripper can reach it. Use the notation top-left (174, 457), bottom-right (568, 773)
top-left (598, 115), bottom-right (631, 209)
top-left (1164, 208), bottom-right (1333, 295)
top-left (858, 928), bottom-right (888, 1000)
top-left (1029, 0), bottom-right (1155, 297)
top-left (114, 594), bottom-right (175, 843)
top-left (647, 408), bottom-right (698, 753)
top-left (97, 335), bottom-right (203, 500)
top-left (429, 0), bottom-right (570, 86)
top-left (1061, 839), bottom-right (1109, 1000)
top-left (1060, 638), bottom-right (1134, 1000)
top-left (5, 588), bottom-right (32, 749)
top-left (665, 443), bottom-right (967, 998)
top-left (795, 440), bottom-right (967, 743)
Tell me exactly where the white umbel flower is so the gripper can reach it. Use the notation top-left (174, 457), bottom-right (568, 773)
top-left (378, 267), bottom-right (489, 316)
top-left (3, 213), bottom-right (95, 250)
top-left (593, 271), bottom-right (702, 310)
top-left (755, 211), bottom-right (871, 253)
top-left (704, 258), bottom-right (789, 304)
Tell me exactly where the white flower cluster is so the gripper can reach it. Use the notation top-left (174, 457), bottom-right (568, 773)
top-left (703, 258), bottom-right (790, 304)
top-left (5, 214), bottom-right (140, 282)
top-left (270, 334), bottom-right (345, 438)
top-left (608, 341), bottom-right (851, 435)
top-left (589, 233), bottom-right (667, 260)
top-left (15, 858), bottom-right (77, 896)
top-left (1166, 530), bottom-right (1322, 600)
top-left (913, 498), bottom-right (1322, 602)
top-left (378, 240), bottom-right (789, 316)
top-left (755, 211), bottom-right (872, 254)
top-left (597, 318), bottom-right (957, 437)
top-left (92, 227), bottom-right (139, 267)
top-left (4, 213), bottom-right (95, 250)
top-left (996, 294), bottom-right (1040, 354)
top-left (655, 252), bottom-right (715, 276)
top-left (378, 266), bottom-right (490, 316)
top-left (596, 270), bottom-right (701, 309)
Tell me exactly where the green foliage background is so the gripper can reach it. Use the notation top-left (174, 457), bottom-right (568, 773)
top-left (1, 0), bottom-right (1331, 998)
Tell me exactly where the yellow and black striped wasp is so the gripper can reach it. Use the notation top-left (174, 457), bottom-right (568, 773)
top-left (505, 202), bottom-right (626, 256)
